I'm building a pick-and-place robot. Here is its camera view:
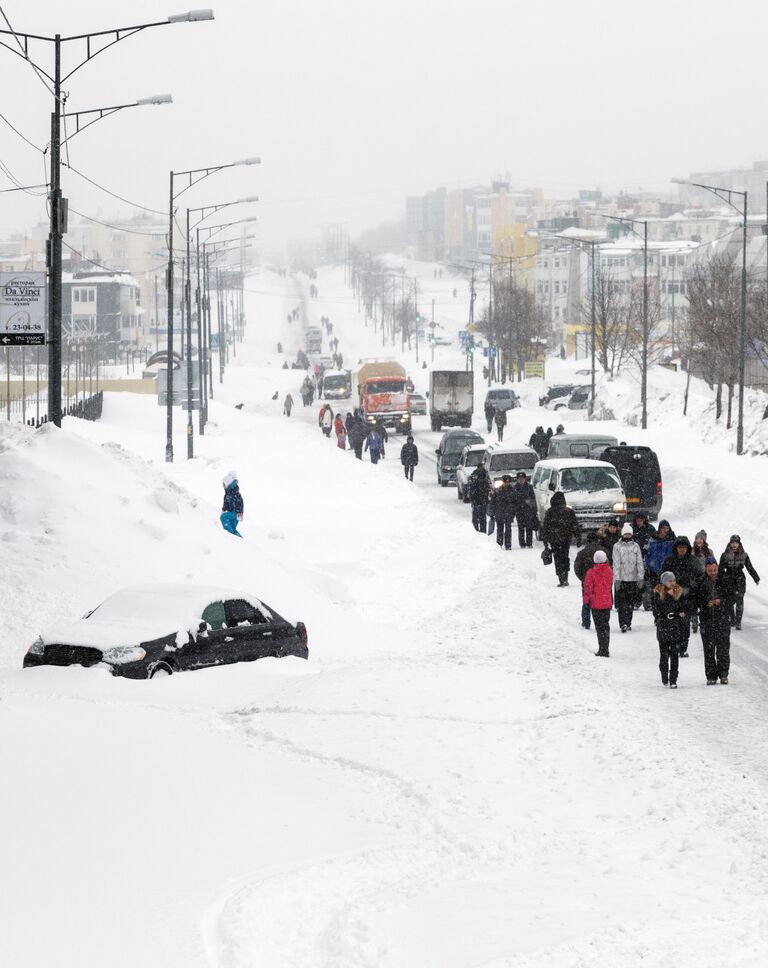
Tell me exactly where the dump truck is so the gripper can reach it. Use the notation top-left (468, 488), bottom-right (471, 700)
top-left (429, 370), bottom-right (474, 430)
top-left (354, 359), bottom-right (411, 434)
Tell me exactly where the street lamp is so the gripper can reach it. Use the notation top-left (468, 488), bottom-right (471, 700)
top-left (0, 11), bottom-right (214, 429)
top-left (672, 177), bottom-right (748, 454)
top-left (601, 214), bottom-right (649, 429)
top-left (540, 234), bottom-right (606, 415)
top-left (165, 163), bottom-right (260, 463)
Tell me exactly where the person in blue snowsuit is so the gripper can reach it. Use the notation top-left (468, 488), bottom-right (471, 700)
top-left (220, 471), bottom-right (243, 536)
top-left (642, 519), bottom-right (675, 609)
top-left (364, 429), bottom-right (385, 464)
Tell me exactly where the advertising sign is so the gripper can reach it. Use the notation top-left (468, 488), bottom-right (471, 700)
top-left (524, 361), bottom-right (545, 379)
top-left (0, 271), bottom-right (47, 345)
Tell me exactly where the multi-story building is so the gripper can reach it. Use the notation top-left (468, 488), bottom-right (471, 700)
top-left (63, 271), bottom-right (142, 358)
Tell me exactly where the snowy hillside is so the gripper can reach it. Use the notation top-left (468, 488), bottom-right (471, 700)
top-left (2, 265), bottom-right (768, 967)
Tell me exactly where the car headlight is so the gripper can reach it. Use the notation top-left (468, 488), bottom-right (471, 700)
top-left (612, 502), bottom-right (627, 513)
top-left (400, 414), bottom-right (409, 421)
top-left (493, 479), bottom-right (503, 488)
top-left (101, 646), bottom-right (147, 665)
top-left (28, 636), bottom-right (45, 656)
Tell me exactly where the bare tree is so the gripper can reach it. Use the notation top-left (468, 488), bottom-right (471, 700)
top-left (579, 269), bottom-right (639, 377)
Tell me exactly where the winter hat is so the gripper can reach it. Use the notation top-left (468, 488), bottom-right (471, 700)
top-left (730, 534), bottom-right (741, 544)
top-left (222, 470), bottom-right (238, 487)
top-left (593, 550), bottom-right (608, 564)
top-left (607, 518), bottom-right (619, 528)
top-left (704, 555), bottom-right (718, 566)
top-left (660, 571), bottom-right (676, 584)
top-left (695, 530), bottom-right (707, 542)
top-left (621, 523), bottom-right (633, 536)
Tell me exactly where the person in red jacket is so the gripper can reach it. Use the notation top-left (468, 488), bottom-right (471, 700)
top-left (583, 549), bottom-right (614, 657)
top-left (333, 413), bottom-right (346, 449)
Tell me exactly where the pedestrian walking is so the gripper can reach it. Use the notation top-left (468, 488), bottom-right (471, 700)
top-left (321, 404), bottom-right (334, 437)
top-left (584, 550), bottom-right (613, 656)
top-left (612, 523), bottom-right (645, 632)
top-left (511, 472), bottom-right (537, 548)
top-left (599, 517), bottom-right (621, 563)
top-left (364, 428), bottom-right (385, 464)
top-left (491, 475), bottom-right (516, 550)
top-left (574, 531), bottom-right (602, 629)
top-left (494, 407), bottom-right (506, 442)
top-left (652, 571), bottom-right (688, 688)
top-left (400, 435), bottom-right (418, 480)
top-left (220, 471), bottom-right (243, 537)
top-left (345, 411), bottom-right (354, 440)
top-left (697, 556), bottom-right (736, 685)
top-left (660, 536), bottom-right (701, 658)
top-left (718, 534), bottom-right (760, 630)
top-left (283, 393), bottom-right (294, 416)
top-left (541, 490), bottom-right (582, 587)
top-left (642, 519), bottom-right (676, 609)
top-left (333, 413), bottom-right (347, 449)
top-left (484, 397), bottom-right (495, 433)
top-left (349, 411), bottom-right (367, 460)
top-left (468, 464), bottom-right (491, 533)
top-left (690, 530), bottom-right (712, 632)
top-left (631, 511), bottom-right (657, 555)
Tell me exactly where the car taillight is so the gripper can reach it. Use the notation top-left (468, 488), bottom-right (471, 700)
top-left (656, 482), bottom-right (662, 496)
top-left (296, 622), bottom-right (308, 647)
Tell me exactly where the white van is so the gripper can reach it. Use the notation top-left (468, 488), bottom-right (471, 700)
top-left (482, 443), bottom-right (539, 487)
top-left (531, 458), bottom-right (627, 531)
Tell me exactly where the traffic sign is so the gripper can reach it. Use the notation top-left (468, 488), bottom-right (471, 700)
top-left (524, 361), bottom-right (545, 379)
top-left (467, 323), bottom-right (478, 334)
top-left (157, 366), bottom-right (200, 409)
top-left (0, 271), bottom-right (47, 346)
top-left (483, 346), bottom-right (496, 358)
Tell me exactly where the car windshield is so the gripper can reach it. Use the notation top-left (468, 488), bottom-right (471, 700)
top-left (558, 467), bottom-right (621, 492)
top-left (465, 450), bottom-right (485, 467)
top-left (366, 379), bottom-right (405, 394)
top-left (445, 437), bottom-right (478, 457)
top-left (490, 452), bottom-right (537, 471)
top-left (549, 386), bottom-right (572, 398)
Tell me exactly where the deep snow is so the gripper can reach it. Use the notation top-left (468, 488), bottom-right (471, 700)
top-left (1, 263), bottom-right (768, 967)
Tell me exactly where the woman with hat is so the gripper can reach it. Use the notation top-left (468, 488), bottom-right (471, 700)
top-left (652, 571), bottom-right (689, 688)
top-left (718, 535), bottom-right (760, 630)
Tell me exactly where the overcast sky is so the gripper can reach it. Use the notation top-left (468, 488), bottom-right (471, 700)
top-left (1, 0), bottom-right (767, 252)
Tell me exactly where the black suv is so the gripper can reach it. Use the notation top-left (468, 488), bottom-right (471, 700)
top-left (435, 429), bottom-right (484, 486)
top-left (598, 445), bottom-right (663, 520)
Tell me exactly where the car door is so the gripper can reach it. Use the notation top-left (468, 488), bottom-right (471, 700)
top-left (189, 600), bottom-right (237, 669)
top-left (223, 599), bottom-right (277, 662)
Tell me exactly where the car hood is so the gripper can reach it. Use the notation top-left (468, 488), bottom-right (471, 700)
top-left (39, 617), bottom-right (181, 651)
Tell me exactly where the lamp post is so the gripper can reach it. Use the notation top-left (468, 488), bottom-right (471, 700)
top-left (165, 162), bottom-right (259, 462)
top-left (0, 10), bottom-right (213, 429)
top-left (541, 235), bottom-right (605, 416)
top-left (186, 199), bottom-right (257, 437)
top-left (672, 178), bottom-right (748, 454)
top-left (601, 214), bottom-right (649, 428)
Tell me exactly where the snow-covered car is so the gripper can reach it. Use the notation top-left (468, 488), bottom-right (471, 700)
top-left (567, 385), bottom-right (592, 410)
top-left (408, 392), bottom-right (427, 416)
top-left (539, 384), bottom-right (575, 407)
top-left (455, 443), bottom-right (488, 501)
top-left (484, 388), bottom-right (519, 412)
top-left (22, 584), bottom-right (308, 679)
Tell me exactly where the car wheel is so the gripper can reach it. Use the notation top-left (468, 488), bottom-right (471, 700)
top-left (149, 661), bottom-right (174, 679)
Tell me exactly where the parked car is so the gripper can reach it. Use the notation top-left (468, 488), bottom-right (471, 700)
top-left (22, 584), bottom-right (308, 679)
top-left (484, 388), bottom-right (519, 413)
top-left (408, 392), bottom-right (427, 416)
top-left (540, 384), bottom-right (575, 407)
top-left (456, 443), bottom-right (489, 501)
top-left (567, 385), bottom-right (592, 410)
top-left (435, 429), bottom-right (484, 486)
top-left (546, 433), bottom-right (618, 459)
top-left (597, 444), bottom-right (663, 520)
top-left (482, 443), bottom-right (539, 488)
top-left (531, 458), bottom-right (627, 534)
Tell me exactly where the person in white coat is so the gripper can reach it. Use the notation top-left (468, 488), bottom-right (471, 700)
top-left (612, 522), bottom-right (645, 631)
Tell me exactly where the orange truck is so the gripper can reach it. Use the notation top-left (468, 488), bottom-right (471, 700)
top-left (354, 359), bottom-right (411, 434)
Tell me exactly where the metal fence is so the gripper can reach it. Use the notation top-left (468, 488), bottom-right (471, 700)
top-left (2, 390), bottom-right (103, 428)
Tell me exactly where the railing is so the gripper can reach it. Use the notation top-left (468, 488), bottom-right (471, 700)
top-left (1, 390), bottom-right (104, 428)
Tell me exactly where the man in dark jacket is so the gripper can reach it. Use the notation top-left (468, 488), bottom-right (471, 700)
top-left (600, 518), bottom-right (621, 562)
top-left (490, 475), bottom-right (516, 549)
top-left (697, 557), bottom-right (736, 684)
top-left (660, 535), bottom-right (702, 658)
top-left (468, 464), bottom-right (491, 533)
top-left (541, 491), bottom-right (581, 586)
top-left (642, 518), bottom-right (676, 609)
top-left (400, 436), bottom-right (418, 481)
top-left (348, 412), bottom-right (367, 460)
top-left (574, 530), bottom-right (601, 628)
top-left (483, 398), bottom-right (495, 433)
top-left (512, 472), bottom-right (537, 548)
top-left (719, 534), bottom-right (760, 630)
top-left (631, 511), bottom-right (657, 554)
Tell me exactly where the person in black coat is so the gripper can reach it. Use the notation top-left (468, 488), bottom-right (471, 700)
top-left (599, 518), bottom-right (621, 562)
top-left (468, 465), bottom-right (491, 533)
top-left (631, 512), bottom-right (657, 555)
top-left (490, 475), bottom-right (516, 549)
top-left (660, 535), bottom-right (702, 657)
top-left (541, 491), bottom-right (582, 586)
top-left (400, 436), bottom-right (418, 481)
top-left (512, 472), bottom-right (537, 548)
top-left (697, 557), bottom-right (736, 684)
top-left (348, 411), bottom-right (367, 460)
top-left (718, 534), bottom-right (760, 630)
top-left (652, 571), bottom-right (689, 688)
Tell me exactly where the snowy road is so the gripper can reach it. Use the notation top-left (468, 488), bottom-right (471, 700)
top-left (2, 265), bottom-right (768, 967)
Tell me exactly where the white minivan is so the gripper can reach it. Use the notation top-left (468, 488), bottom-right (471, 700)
top-left (531, 458), bottom-right (627, 533)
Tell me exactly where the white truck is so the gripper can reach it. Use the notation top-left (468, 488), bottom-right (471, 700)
top-left (429, 370), bottom-right (474, 431)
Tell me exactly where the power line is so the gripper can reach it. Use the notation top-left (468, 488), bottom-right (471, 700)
top-left (0, 4), bottom-right (58, 101)
top-left (0, 108), bottom-right (44, 153)
top-left (68, 207), bottom-right (164, 236)
top-left (62, 161), bottom-right (166, 215)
